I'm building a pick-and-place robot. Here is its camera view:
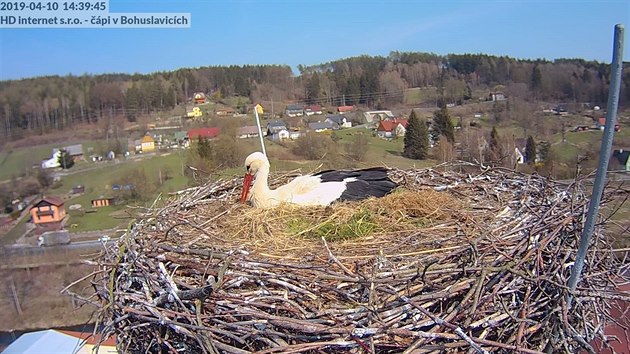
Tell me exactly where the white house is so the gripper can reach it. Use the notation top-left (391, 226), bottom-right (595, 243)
top-left (41, 150), bottom-right (62, 169)
top-left (363, 110), bottom-right (394, 124)
top-left (271, 129), bottom-right (290, 141)
top-left (514, 148), bottom-right (525, 164)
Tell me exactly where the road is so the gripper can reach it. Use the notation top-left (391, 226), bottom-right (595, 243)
top-left (0, 236), bottom-right (121, 269)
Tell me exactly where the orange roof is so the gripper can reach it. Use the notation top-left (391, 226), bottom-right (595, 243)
top-left (337, 105), bottom-right (354, 112)
top-left (141, 135), bottom-right (154, 143)
top-left (377, 119), bottom-right (409, 132)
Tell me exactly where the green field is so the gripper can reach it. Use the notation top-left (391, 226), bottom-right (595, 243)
top-left (43, 153), bottom-right (191, 232)
top-left (333, 129), bottom-right (435, 169)
top-left (0, 143), bottom-right (61, 180)
top-left (404, 87), bottom-right (439, 105)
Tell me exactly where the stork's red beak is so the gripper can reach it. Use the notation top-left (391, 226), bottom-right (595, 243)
top-left (240, 173), bottom-right (254, 203)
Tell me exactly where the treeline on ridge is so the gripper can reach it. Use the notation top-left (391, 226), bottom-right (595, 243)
top-left (1, 52), bottom-right (629, 141)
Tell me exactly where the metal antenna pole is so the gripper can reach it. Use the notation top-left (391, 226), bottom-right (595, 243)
top-left (254, 108), bottom-right (267, 156)
top-left (567, 24), bottom-right (624, 306)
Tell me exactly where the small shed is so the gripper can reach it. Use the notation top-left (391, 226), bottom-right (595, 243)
top-left (72, 185), bottom-right (85, 194)
top-left (92, 197), bottom-right (116, 208)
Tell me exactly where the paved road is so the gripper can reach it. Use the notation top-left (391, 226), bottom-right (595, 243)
top-left (0, 237), bottom-right (120, 269)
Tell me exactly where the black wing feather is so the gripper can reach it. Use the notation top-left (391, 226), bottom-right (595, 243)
top-left (315, 167), bottom-right (397, 201)
top-left (314, 167), bottom-right (391, 182)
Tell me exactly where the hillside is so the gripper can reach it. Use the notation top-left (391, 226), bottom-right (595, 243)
top-left (1, 53), bottom-right (629, 144)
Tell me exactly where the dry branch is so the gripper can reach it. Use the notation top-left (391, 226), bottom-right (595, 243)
top-left (88, 163), bottom-right (628, 353)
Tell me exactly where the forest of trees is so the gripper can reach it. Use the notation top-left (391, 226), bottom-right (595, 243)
top-left (1, 52), bottom-right (629, 142)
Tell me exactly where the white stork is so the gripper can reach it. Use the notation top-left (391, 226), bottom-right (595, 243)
top-left (240, 152), bottom-right (397, 208)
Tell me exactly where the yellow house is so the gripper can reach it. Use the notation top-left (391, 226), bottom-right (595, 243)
top-left (141, 135), bottom-right (155, 153)
top-left (187, 106), bottom-right (203, 119)
top-left (255, 103), bottom-right (264, 115)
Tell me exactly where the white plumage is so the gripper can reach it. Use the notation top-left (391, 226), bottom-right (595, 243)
top-left (240, 152), bottom-right (397, 208)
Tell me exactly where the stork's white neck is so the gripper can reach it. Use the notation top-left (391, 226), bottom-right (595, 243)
top-left (250, 164), bottom-right (276, 207)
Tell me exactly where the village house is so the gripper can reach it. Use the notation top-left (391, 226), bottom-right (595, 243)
top-left (254, 103), bottom-right (264, 115)
top-left (186, 106), bottom-right (203, 119)
top-left (43, 144), bottom-right (84, 168)
top-left (237, 126), bottom-right (264, 139)
top-left (141, 135), bottom-right (156, 153)
top-left (337, 105), bottom-right (354, 114)
top-left (489, 92), bottom-right (506, 101)
top-left (325, 115), bottom-right (352, 128)
top-left (514, 148), bottom-right (525, 165)
top-left (304, 105), bottom-right (323, 116)
top-left (41, 150), bottom-right (62, 169)
top-left (309, 121), bottom-right (337, 133)
top-left (215, 104), bottom-right (236, 116)
top-left (285, 104), bottom-right (304, 117)
top-left (376, 119), bottom-right (408, 138)
top-left (61, 144), bottom-right (84, 162)
top-left (514, 138), bottom-right (530, 164)
top-left (363, 110), bottom-right (394, 124)
top-left (266, 120), bottom-right (287, 135)
top-left (30, 196), bottom-right (66, 225)
top-left (188, 127), bottom-right (221, 140)
top-left (270, 128), bottom-right (290, 141)
top-left (193, 92), bottom-right (206, 104)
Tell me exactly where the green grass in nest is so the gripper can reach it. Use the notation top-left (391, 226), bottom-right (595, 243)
top-left (288, 208), bottom-right (379, 241)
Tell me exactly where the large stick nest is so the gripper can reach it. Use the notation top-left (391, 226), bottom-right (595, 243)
top-left (89, 163), bottom-right (629, 353)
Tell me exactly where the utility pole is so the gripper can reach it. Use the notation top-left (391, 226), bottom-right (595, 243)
top-left (567, 24), bottom-right (624, 307)
top-left (10, 275), bottom-right (23, 316)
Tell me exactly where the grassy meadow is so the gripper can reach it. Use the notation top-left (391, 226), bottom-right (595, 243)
top-left (0, 143), bottom-right (60, 180)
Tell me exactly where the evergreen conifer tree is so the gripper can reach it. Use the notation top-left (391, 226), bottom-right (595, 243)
top-left (58, 149), bottom-right (75, 169)
top-left (525, 136), bottom-right (537, 164)
top-left (432, 107), bottom-right (455, 143)
top-left (403, 110), bottom-right (430, 160)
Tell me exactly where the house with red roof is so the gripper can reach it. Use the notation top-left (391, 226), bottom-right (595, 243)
top-left (304, 105), bottom-right (323, 116)
top-left (376, 119), bottom-right (409, 138)
top-left (337, 105), bottom-right (354, 114)
top-left (187, 127), bottom-right (221, 140)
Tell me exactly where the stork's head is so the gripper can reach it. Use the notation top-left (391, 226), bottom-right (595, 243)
top-left (244, 152), bottom-right (269, 177)
top-left (240, 152), bottom-right (269, 203)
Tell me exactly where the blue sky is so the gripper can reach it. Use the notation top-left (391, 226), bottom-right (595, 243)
top-left (0, 0), bottom-right (628, 80)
